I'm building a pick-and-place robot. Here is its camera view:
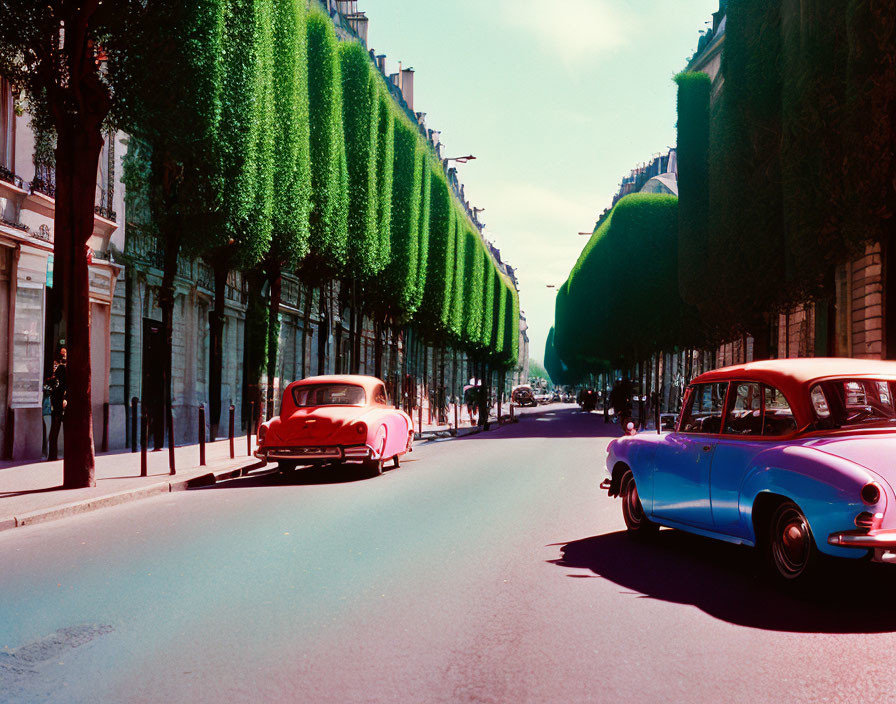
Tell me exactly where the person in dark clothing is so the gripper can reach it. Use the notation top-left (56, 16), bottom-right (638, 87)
top-left (45, 348), bottom-right (67, 461)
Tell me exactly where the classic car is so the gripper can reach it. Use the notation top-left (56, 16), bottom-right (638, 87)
top-left (511, 385), bottom-right (537, 407)
top-left (255, 375), bottom-right (414, 477)
top-left (603, 358), bottom-right (896, 583)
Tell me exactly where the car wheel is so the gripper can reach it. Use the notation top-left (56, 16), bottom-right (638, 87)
top-left (363, 428), bottom-right (387, 478)
top-left (764, 500), bottom-right (820, 583)
top-left (620, 469), bottom-right (658, 534)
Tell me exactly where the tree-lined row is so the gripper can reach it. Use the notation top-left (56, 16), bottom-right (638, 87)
top-left (676, 0), bottom-right (896, 352)
top-left (0, 0), bottom-right (517, 486)
top-left (119, 1), bottom-right (521, 417)
top-left (552, 194), bottom-right (693, 377)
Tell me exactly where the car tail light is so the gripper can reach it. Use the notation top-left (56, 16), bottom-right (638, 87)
top-left (356, 423), bottom-right (367, 436)
top-left (861, 482), bottom-right (881, 505)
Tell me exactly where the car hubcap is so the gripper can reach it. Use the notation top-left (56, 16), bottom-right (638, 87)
top-left (773, 508), bottom-right (810, 577)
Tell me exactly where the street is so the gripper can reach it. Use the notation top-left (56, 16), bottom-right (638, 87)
top-left (4, 405), bottom-right (896, 703)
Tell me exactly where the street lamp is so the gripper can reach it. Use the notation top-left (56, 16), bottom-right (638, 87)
top-left (445, 155), bottom-right (476, 164)
top-left (546, 284), bottom-right (557, 289)
top-left (577, 231), bottom-right (592, 236)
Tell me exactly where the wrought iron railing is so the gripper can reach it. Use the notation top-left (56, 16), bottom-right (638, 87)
top-left (95, 186), bottom-right (117, 221)
top-left (31, 162), bottom-right (56, 198)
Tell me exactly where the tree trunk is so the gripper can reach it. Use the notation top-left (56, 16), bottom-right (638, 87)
top-left (373, 317), bottom-right (384, 379)
top-left (157, 229), bottom-right (180, 452)
top-left (54, 124), bottom-right (104, 488)
top-left (316, 284), bottom-right (328, 376)
top-left (266, 265), bottom-right (282, 418)
top-left (301, 284), bottom-right (311, 378)
top-left (244, 268), bottom-right (268, 422)
top-left (208, 262), bottom-right (227, 440)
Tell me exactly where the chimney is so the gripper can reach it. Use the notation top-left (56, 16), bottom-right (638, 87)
top-left (375, 54), bottom-right (386, 74)
top-left (400, 68), bottom-right (414, 111)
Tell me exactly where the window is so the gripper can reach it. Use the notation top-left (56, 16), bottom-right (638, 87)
top-left (373, 384), bottom-right (389, 406)
top-left (292, 383), bottom-right (365, 407)
top-left (812, 379), bottom-right (896, 429)
top-left (679, 382), bottom-right (728, 433)
top-left (724, 382), bottom-right (763, 435)
top-left (762, 385), bottom-right (797, 436)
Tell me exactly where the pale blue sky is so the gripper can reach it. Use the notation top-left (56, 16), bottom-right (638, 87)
top-left (362, 0), bottom-right (718, 364)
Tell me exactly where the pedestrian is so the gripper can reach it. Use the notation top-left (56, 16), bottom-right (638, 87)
top-left (45, 347), bottom-right (67, 461)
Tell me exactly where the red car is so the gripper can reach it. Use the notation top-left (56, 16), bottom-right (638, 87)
top-left (255, 375), bottom-right (414, 477)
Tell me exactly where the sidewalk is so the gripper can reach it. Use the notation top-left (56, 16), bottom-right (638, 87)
top-left (0, 438), bottom-right (266, 532)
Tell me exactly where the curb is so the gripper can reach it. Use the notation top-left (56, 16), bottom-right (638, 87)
top-left (0, 460), bottom-right (271, 533)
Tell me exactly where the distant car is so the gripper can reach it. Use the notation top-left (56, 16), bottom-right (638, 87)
top-left (512, 385), bottom-right (537, 407)
top-left (255, 375), bottom-right (413, 477)
top-left (535, 393), bottom-right (552, 405)
top-left (603, 359), bottom-right (896, 583)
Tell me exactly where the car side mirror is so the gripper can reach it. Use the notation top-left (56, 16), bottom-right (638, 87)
top-left (625, 421), bottom-right (637, 436)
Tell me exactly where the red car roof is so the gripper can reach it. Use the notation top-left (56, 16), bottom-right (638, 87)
top-left (691, 358), bottom-right (896, 428)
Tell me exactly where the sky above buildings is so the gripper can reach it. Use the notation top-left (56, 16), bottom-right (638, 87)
top-left (363, 0), bottom-right (718, 366)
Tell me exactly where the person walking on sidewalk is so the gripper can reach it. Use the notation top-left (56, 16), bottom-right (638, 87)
top-left (45, 347), bottom-right (67, 461)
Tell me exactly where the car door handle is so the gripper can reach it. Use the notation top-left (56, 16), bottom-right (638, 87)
top-left (702, 445), bottom-right (713, 452)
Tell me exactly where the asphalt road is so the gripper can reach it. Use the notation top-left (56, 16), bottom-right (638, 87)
top-left (4, 403), bottom-right (896, 703)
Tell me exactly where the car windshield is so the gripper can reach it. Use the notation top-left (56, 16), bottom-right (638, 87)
top-left (811, 379), bottom-right (896, 429)
top-left (292, 383), bottom-right (366, 407)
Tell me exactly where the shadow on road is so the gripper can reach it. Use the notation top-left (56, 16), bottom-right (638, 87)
top-left (195, 463), bottom-right (397, 490)
top-left (458, 405), bottom-right (624, 441)
top-left (550, 529), bottom-right (896, 634)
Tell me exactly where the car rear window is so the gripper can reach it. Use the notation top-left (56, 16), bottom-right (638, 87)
top-left (292, 384), bottom-right (366, 407)
top-left (811, 379), bottom-right (896, 429)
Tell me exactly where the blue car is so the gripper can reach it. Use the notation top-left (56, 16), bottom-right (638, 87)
top-left (603, 358), bottom-right (896, 584)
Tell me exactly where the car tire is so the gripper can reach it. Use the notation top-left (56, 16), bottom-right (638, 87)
top-left (620, 469), bottom-right (658, 535)
top-left (763, 500), bottom-right (821, 584)
top-left (363, 428), bottom-right (387, 478)
top-left (362, 458), bottom-right (384, 477)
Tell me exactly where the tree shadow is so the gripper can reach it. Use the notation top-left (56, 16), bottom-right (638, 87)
top-left (550, 530), bottom-right (896, 633)
top-left (453, 406), bottom-right (624, 441)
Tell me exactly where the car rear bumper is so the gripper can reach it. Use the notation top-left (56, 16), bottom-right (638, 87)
top-left (254, 444), bottom-right (372, 462)
top-left (828, 528), bottom-right (896, 549)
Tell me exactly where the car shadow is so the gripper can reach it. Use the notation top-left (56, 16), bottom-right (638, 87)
top-left (195, 464), bottom-right (380, 489)
top-left (550, 530), bottom-right (896, 634)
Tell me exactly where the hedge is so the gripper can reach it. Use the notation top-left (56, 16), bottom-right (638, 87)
top-left (417, 168), bottom-right (455, 337)
top-left (448, 207), bottom-right (466, 340)
top-left (374, 86), bottom-right (394, 275)
top-left (674, 71), bottom-right (710, 309)
top-left (462, 226), bottom-right (485, 347)
top-left (305, 6), bottom-right (348, 280)
top-left (340, 41), bottom-right (380, 279)
top-left (270, 0), bottom-right (310, 266)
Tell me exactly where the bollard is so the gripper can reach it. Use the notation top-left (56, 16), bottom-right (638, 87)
top-left (102, 402), bottom-right (109, 453)
top-left (229, 405), bottom-right (235, 459)
top-left (167, 408), bottom-right (176, 475)
top-left (198, 404), bottom-right (206, 466)
top-left (247, 401), bottom-right (254, 457)
top-left (140, 411), bottom-right (148, 477)
top-left (454, 401), bottom-right (459, 436)
top-left (638, 396), bottom-right (646, 431)
top-left (131, 397), bottom-right (138, 453)
top-left (498, 396), bottom-right (502, 425)
top-left (510, 402), bottom-right (515, 422)
top-left (418, 401), bottom-right (423, 436)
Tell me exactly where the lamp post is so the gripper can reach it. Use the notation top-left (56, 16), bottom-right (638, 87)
top-left (445, 155), bottom-right (476, 164)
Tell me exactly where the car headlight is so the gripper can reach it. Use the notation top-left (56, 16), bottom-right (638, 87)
top-left (861, 482), bottom-right (882, 505)
top-left (355, 422), bottom-right (367, 436)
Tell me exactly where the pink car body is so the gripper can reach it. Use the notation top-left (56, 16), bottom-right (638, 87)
top-left (255, 375), bottom-right (413, 473)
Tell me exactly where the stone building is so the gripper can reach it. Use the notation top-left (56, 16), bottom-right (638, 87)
top-left (0, 74), bottom-right (127, 460)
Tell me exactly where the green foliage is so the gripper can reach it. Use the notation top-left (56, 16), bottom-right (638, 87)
top-left (269, 0), bottom-right (311, 267)
top-left (412, 158), bottom-right (432, 312)
top-left (480, 261), bottom-right (496, 351)
top-left (340, 41), bottom-right (380, 279)
top-left (504, 284), bottom-right (520, 368)
top-left (704, 0), bottom-right (784, 336)
top-left (374, 87), bottom-right (395, 274)
top-left (382, 117), bottom-right (423, 318)
top-left (417, 169), bottom-right (456, 338)
top-left (462, 227), bottom-right (485, 348)
top-left (674, 71), bottom-right (710, 308)
top-left (491, 274), bottom-right (507, 359)
top-left (305, 7), bottom-right (348, 281)
top-left (449, 208), bottom-right (466, 340)
top-left (556, 194), bottom-right (689, 368)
